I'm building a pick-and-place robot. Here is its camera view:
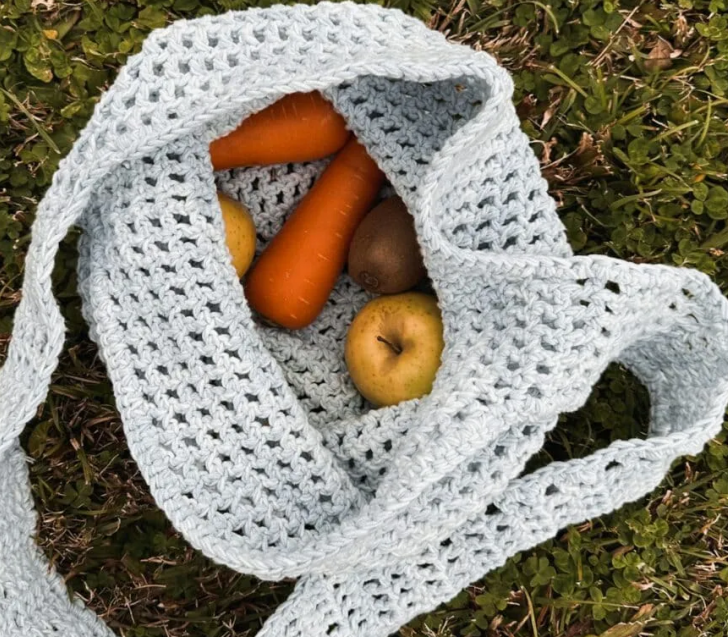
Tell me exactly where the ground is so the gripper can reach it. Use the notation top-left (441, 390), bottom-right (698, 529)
top-left (1, 0), bottom-right (728, 635)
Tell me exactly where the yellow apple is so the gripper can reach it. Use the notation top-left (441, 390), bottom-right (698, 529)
top-left (345, 292), bottom-right (444, 407)
top-left (218, 192), bottom-right (256, 278)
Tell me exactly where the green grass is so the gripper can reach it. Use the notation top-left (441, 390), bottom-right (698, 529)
top-left (1, 0), bottom-right (728, 635)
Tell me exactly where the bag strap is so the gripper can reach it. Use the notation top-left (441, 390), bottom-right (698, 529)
top-left (0, 100), bottom-right (140, 454)
top-left (0, 155), bottom-right (87, 456)
top-left (258, 402), bottom-right (728, 637)
top-left (1, 442), bottom-right (117, 636)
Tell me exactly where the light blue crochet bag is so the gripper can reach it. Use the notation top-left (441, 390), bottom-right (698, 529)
top-left (2, 3), bottom-right (728, 636)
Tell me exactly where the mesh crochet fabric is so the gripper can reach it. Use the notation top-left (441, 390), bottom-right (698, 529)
top-left (2, 4), bottom-right (728, 636)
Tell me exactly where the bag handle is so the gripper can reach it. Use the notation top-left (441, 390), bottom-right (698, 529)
top-left (258, 402), bottom-right (728, 637)
top-left (0, 156), bottom-right (88, 455)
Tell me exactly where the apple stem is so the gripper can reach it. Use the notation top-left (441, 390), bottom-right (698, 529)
top-left (377, 335), bottom-right (403, 355)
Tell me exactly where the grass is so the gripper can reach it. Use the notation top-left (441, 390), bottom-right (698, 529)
top-left (1, 0), bottom-right (728, 635)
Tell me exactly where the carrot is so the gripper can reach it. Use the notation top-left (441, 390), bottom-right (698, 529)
top-left (210, 91), bottom-right (351, 170)
top-left (244, 137), bottom-right (385, 329)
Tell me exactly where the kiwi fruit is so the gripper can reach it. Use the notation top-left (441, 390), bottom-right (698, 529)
top-left (348, 196), bottom-right (426, 294)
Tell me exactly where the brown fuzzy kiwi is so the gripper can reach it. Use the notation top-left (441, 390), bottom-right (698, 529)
top-left (347, 196), bottom-right (426, 294)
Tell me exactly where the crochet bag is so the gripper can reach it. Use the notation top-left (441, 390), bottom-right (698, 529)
top-left (2, 3), bottom-right (728, 636)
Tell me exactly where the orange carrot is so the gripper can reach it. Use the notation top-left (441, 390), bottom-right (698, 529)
top-left (210, 92), bottom-right (351, 170)
top-left (244, 137), bottom-right (385, 329)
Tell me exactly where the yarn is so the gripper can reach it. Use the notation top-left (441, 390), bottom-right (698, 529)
top-left (2, 4), bottom-right (728, 636)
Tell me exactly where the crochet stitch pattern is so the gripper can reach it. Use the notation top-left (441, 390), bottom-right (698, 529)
top-left (2, 4), bottom-right (728, 636)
